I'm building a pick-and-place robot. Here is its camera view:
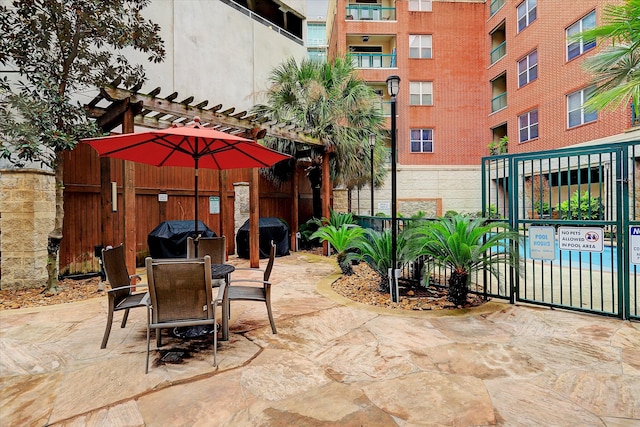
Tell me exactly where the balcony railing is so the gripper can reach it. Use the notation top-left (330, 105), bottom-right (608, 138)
top-left (351, 53), bottom-right (396, 68)
top-left (491, 92), bottom-right (507, 112)
top-left (633, 104), bottom-right (640, 126)
top-left (490, 41), bottom-right (506, 64)
top-left (490, 0), bottom-right (505, 16)
top-left (346, 4), bottom-right (396, 21)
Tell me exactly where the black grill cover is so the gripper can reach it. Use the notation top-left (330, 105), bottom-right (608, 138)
top-left (236, 217), bottom-right (290, 259)
top-left (148, 220), bottom-right (216, 258)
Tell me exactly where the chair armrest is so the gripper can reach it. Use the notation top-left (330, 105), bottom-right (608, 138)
top-left (129, 274), bottom-right (143, 281)
top-left (106, 285), bottom-right (147, 294)
top-left (233, 267), bottom-right (265, 273)
top-left (229, 279), bottom-right (271, 287)
top-left (214, 280), bottom-right (227, 303)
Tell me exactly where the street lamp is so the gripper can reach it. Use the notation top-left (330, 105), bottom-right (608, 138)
top-left (369, 133), bottom-right (375, 216)
top-left (386, 75), bottom-right (400, 303)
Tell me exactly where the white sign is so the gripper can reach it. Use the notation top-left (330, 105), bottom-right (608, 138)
top-left (558, 227), bottom-right (604, 252)
top-left (209, 196), bottom-right (220, 214)
top-left (158, 193), bottom-right (168, 202)
top-left (529, 226), bottom-right (556, 260)
top-left (377, 201), bottom-right (391, 216)
top-left (631, 226), bottom-right (640, 265)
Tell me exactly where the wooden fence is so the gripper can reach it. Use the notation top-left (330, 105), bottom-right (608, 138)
top-left (60, 143), bottom-right (314, 275)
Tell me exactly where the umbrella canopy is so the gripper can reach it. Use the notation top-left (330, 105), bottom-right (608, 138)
top-left (82, 117), bottom-right (291, 247)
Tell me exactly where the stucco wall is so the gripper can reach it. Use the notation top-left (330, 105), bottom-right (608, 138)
top-left (0, 169), bottom-right (56, 290)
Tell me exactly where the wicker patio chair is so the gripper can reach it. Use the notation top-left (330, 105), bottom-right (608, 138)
top-left (227, 241), bottom-right (277, 334)
top-left (145, 255), bottom-right (223, 373)
top-left (100, 244), bottom-right (148, 349)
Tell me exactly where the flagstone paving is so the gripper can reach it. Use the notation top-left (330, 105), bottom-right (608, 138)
top-left (1, 252), bottom-right (639, 426)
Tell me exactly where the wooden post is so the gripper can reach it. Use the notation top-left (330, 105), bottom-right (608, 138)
top-left (321, 151), bottom-right (331, 255)
top-left (290, 164), bottom-right (299, 251)
top-left (100, 157), bottom-right (114, 247)
top-left (122, 108), bottom-right (136, 276)
top-left (218, 169), bottom-right (228, 260)
top-left (249, 168), bottom-right (260, 268)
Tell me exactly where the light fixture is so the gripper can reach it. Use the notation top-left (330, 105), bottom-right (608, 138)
top-left (386, 75), bottom-right (401, 303)
top-left (362, 35), bottom-right (369, 42)
top-left (386, 75), bottom-right (400, 97)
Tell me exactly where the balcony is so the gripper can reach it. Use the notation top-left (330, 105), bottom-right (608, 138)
top-left (633, 105), bottom-right (640, 127)
top-left (346, 4), bottom-right (396, 21)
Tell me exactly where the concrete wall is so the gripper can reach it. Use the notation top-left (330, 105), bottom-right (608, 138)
top-left (355, 165), bottom-right (482, 217)
top-left (0, 169), bottom-right (56, 290)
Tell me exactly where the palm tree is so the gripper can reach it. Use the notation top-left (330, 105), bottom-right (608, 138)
top-left (401, 215), bottom-right (520, 306)
top-left (253, 57), bottom-right (387, 218)
top-left (577, 0), bottom-right (640, 116)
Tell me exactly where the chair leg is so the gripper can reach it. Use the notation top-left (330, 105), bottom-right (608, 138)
top-left (156, 328), bottom-right (162, 347)
top-left (101, 308), bottom-right (115, 349)
top-left (213, 313), bottom-right (218, 367)
top-left (146, 325), bottom-right (151, 374)
top-left (265, 295), bottom-right (277, 334)
top-left (120, 308), bottom-right (130, 328)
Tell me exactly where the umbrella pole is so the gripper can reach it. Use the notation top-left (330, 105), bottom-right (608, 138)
top-left (194, 162), bottom-right (199, 257)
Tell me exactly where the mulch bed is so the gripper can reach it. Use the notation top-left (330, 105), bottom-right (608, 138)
top-left (331, 262), bottom-right (486, 311)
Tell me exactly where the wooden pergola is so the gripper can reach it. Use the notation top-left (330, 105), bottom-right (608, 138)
top-left (85, 84), bottom-right (330, 270)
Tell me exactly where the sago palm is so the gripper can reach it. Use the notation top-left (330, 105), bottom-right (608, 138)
top-left (346, 228), bottom-right (403, 293)
top-left (401, 215), bottom-right (520, 306)
top-left (310, 224), bottom-right (364, 275)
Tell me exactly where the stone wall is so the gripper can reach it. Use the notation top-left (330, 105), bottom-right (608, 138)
top-left (332, 189), bottom-right (348, 213)
top-left (0, 169), bottom-right (56, 290)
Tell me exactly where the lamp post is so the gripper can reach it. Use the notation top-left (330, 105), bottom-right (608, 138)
top-left (369, 133), bottom-right (375, 216)
top-left (386, 75), bottom-right (400, 303)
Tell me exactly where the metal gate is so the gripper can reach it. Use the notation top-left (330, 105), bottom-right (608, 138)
top-left (482, 142), bottom-right (639, 321)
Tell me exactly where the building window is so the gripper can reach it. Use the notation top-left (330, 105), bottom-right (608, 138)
top-left (410, 129), bottom-right (433, 153)
top-left (409, 35), bottom-right (432, 59)
top-left (410, 82), bottom-right (433, 106)
top-left (567, 86), bottom-right (597, 128)
top-left (409, 0), bottom-right (432, 12)
top-left (519, 109), bottom-right (538, 143)
top-left (567, 11), bottom-right (596, 61)
top-left (518, 50), bottom-right (538, 87)
top-left (307, 23), bottom-right (326, 47)
top-left (517, 0), bottom-right (536, 32)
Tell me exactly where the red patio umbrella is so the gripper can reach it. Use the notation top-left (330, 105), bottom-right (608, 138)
top-left (82, 117), bottom-right (291, 252)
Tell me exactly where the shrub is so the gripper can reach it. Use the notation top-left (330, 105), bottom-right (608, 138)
top-left (557, 190), bottom-right (604, 220)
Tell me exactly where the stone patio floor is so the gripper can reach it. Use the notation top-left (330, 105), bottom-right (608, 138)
top-left (1, 252), bottom-right (639, 426)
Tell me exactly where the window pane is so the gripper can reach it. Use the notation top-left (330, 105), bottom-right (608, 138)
top-left (411, 129), bottom-right (421, 139)
top-left (411, 141), bottom-right (421, 152)
top-left (519, 73), bottom-right (528, 88)
top-left (530, 64), bottom-right (538, 81)
top-left (530, 109), bottom-right (538, 122)
top-left (568, 111), bottom-right (581, 127)
top-left (530, 123), bottom-right (538, 139)
top-left (410, 94), bottom-right (420, 105)
top-left (422, 94), bottom-right (432, 105)
top-left (567, 92), bottom-right (580, 110)
top-left (529, 7), bottom-right (536, 23)
top-left (409, 47), bottom-right (419, 58)
top-left (422, 141), bottom-right (433, 152)
top-left (518, 58), bottom-right (527, 73)
top-left (584, 11), bottom-right (596, 28)
top-left (567, 42), bottom-right (580, 60)
top-left (585, 110), bottom-right (597, 123)
top-left (520, 128), bottom-right (528, 143)
top-left (409, 35), bottom-right (419, 48)
top-left (519, 114), bottom-right (529, 128)
top-left (423, 48), bottom-right (432, 58)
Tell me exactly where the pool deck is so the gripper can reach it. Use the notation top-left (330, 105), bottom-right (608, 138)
top-left (1, 252), bottom-right (639, 426)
